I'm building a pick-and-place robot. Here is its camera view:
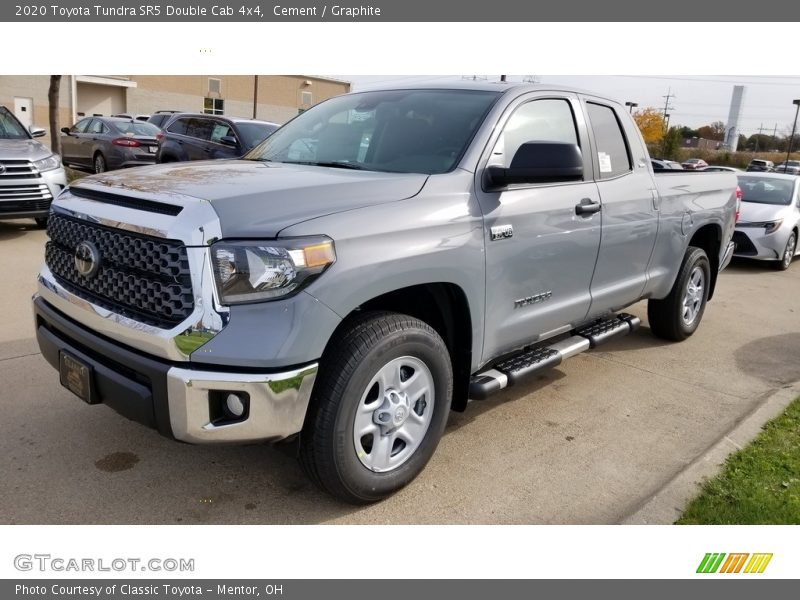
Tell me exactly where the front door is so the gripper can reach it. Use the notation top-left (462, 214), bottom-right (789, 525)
top-left (476, 94), bottom-right (602, 363)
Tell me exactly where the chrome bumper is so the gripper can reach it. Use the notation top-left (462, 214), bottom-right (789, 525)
top-left (166, 364), bottom-right (318, 444)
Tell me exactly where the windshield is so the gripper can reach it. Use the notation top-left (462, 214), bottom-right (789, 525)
top-left (246, 89), bottom-right (500, 174)
top-left (737, 176), bottom-right (795, 205)
top-left (113, 121), bottom-right (160, 136)
top-left (237, 122), bottom-right (279, 150)
top-left (0, 107), bottom-right (29, 140)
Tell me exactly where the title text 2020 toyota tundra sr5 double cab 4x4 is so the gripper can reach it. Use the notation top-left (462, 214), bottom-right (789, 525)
top-left (0, 106), bottom-right (67, 227)
top-left (33, 84), bottom-right (737, 503)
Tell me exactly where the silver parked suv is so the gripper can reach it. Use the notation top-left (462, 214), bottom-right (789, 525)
top-left (0, 106), bottom-right (67, 227)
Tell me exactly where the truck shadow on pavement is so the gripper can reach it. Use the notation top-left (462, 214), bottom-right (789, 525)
top-left (0, 220), bottom-right (38, 242)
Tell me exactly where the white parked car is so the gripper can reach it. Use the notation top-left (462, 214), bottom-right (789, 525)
top-left (734, 173), bottom-right (800, 270)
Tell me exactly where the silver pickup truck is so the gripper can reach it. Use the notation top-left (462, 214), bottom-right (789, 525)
top-left (33, 83), bottom-right (737, 503)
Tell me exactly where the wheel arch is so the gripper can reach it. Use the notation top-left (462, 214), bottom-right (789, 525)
top-left (322, 282), bottom-right (474, 412)
top-left (687, 223), bottom-right (722, 300)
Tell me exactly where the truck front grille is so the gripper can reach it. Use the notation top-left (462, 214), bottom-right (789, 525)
top-left (45, 212), bottom-right (194, 328)
top-left (0, 159), bottom-right (39, 179)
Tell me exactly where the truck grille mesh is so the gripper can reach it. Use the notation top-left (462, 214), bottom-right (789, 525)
top-left (45, 212), bottom-right (194, 328)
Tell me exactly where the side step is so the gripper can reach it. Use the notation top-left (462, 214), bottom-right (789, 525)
top-left (469, 313), bottom-right (640, 400)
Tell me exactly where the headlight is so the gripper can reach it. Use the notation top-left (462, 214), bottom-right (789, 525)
top-left (211, 237), bottom-right (335, 304)
top-left (32, 154), bottom-right (61, 172)
top-left (764, 220), bottom-right (783, 235)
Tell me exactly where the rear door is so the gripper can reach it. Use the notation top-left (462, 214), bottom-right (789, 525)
top-left (476, 93), bottom-right (602, 361)
top-left (582, 98), bottom-right (659, 315)
top-left (183, 117), bottom-right (215, 161)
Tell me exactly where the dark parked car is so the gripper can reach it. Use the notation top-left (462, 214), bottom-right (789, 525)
top-left (747, 159), bottom-right (774, 172)
top-left (147, 110), bottom-right (182, 129)
top-left (156, 113), bottom-right (279, 163)
top-left (61, 117), bottom-right (161, 173)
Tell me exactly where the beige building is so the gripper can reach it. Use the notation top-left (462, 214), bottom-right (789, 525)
top-left (0, 75), bottom-right (350, 147)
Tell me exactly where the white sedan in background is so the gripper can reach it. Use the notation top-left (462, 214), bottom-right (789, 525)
top-left (734, 173), bottom-right (800, 270)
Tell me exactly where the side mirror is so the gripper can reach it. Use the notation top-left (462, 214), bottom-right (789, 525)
top-left (219, 135), bottom-right (238, 147)
top-left (487, 142), bottom-right (583, 187)
top-left (60, 127), bottom-right (72, 135)
top-left (29, 126), bottom-right (46, 138)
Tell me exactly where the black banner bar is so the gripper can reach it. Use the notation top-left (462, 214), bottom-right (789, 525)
top-left (3, 0), bottom-right (800, 22)
top-left (3, 580), bottom-right (799, 600)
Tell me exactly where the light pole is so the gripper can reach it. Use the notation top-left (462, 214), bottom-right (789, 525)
top-left (625, 101), bottom-right (638, 113)
top-left (786, 99), bottom-right (800, 165)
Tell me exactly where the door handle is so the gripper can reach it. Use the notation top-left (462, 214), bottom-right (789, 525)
top-left (575, 198), bottom-right (601, 216)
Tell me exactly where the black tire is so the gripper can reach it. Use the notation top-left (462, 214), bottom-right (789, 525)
top-left (648, 246), bottom-right (711, 342)
top-left (774, 231), bottom-right (796, 271)
top-left (34, 217), bottom-right (48, 229)
top-left (93, 153), bottom-right (106, 174)
top-left (299, 311), bottom-right (453, 504)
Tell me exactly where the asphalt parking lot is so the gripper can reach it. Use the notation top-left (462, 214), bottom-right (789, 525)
top-left (1, 218), bottom-right (799, 524)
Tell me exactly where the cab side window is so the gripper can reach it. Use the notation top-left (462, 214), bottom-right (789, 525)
top-left (491, 98), bottom-right (580, 169)
top-left (586, 103), bottom-right (632, 179)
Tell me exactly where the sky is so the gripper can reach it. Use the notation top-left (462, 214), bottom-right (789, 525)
top-left (338, 75), bottom-right (800, 137)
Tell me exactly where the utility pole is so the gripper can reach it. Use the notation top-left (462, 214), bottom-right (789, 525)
top-left (773, 124), bottom-right (778, 151)
top-left (661, 88), bottom-right (676, 135)
top-left (786, 99), bottom-right (800, 165)
top-left (252, 75), bottom-right (258, 119)
top-left (755, 123), bottom-right (764, 153)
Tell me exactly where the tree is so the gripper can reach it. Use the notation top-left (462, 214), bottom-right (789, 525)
top-left (661, 127), bottom-right (682, 160)
top-left (697, 121), bottom-right (726, 142)
top-left (633, 108), bottom-right (665, 144)
top-left (47, 75), bottom-right (62, 155)
top-left (678, 126), bottom-right (700, 139)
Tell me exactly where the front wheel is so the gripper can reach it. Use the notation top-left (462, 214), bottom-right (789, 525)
top-left (299, 312), bottom-right (453, 504)
top-left (34, 217), bottom-right (48, 229)
top-left (774, 232), bottom-right (797, 271)
top-left (648, 246), bottom-right (711, 341)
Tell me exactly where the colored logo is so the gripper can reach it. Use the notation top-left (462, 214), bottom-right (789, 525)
top-left (696, 553), bottom-right (772, 574)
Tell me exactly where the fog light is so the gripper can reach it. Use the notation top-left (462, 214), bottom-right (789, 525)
top-left (225, 393), bottom-right (246, 418)
top-left (209, 390), bottom-right (250, 424)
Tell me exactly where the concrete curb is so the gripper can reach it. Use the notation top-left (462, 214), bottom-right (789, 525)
top-left (620, 382), bottom-right (800, 524)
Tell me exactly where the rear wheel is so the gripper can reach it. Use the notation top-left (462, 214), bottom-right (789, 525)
top-left (299, 312), bottom-right (452, 504)
top-left (774, 232), bottom-right (796, 271)
top-left (93, 153), bottom-right (106, 174)
top-left (648, 246), bottom-right (710, 341)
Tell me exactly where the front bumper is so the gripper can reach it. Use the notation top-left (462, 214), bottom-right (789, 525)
top-left (732, 227), bottom-right (787, 261)
top-left (0, 167), bottom-right (67, 219)
top-left (34, 295), bottom-right (318, 444)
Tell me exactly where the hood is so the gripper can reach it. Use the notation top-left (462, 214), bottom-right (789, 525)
top-left (0, 138), bottom-right (54, 161)
top-left (75, 160), bottom-right (429, 237)
top-left (738, 201), bottom-right (791, 224)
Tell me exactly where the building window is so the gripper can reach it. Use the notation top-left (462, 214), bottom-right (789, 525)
top-left (208, 78), bottom-right (222, 95)
top-left (300, 91), bottom-right (313, 107)
top-left (204, 98), bottom-right (224, 115)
